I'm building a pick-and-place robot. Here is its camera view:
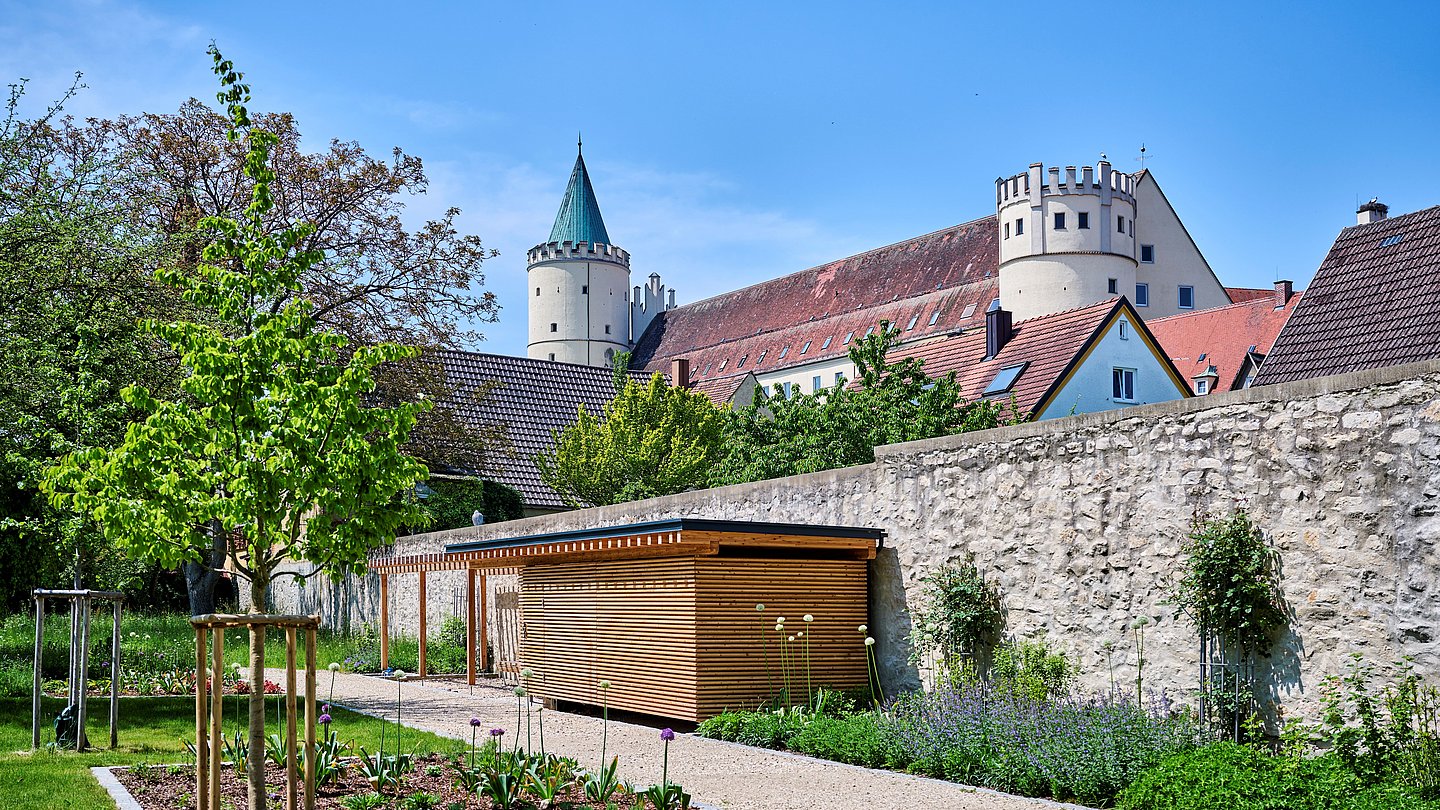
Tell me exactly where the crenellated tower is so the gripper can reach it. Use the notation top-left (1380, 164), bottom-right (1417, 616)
top-left (528, 144), bottom-right (635, 367)
top-left (996, 161), bottom-right (1137, 321)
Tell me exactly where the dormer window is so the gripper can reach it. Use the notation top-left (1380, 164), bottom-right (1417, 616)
top-left (821, 336), bottom-right (833, 350)
top-left (928, 310), bottom-right (941, 326)
top-left (801, 340), bottom-right (811, 354)
top-left (1196, 379), bottom-right (1210, 395)
top-left (779, 345), bottom-right (789, 359)
top-left (842, 331), bottom-right (854, 345)
top-left (906, 314), bottom-right (919, 330)
top-left (718, 358), bottom-right (727, 372)
top-left (756, 350), bottom-right (767, 364)
top-left (737, 354), bottom-right (748, 368)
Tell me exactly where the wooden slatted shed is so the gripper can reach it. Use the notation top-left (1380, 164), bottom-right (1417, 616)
top-left (445, 518), bottom-right (882, 722)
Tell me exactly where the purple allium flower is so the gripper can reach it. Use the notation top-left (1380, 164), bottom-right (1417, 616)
top-left (469, 717), bottom-right (483, 727)
top-left (490, 728), bottom-right (504, 737)
top-left (322, 704), bottom-right (331, 714)
top-left (660, 728), bottom-right (675, 742)
top-left (318, 713), bottom-right (332, 725)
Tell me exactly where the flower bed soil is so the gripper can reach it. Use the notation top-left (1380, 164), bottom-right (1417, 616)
top-left (114, 755), bottom-right (641, 809)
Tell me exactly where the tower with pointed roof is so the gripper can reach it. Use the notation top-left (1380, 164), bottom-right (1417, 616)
top-left (527, 143), bottom-right (636, 366)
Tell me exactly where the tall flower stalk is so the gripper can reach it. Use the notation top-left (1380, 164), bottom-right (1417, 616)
top-left (327, 662), bottom-right (340, 706)
top-left (468, 717), bottom-right (482, 769)
top-left (864, 635), bottom-right (884, 705)
top-left (598, 679), bottom-right (611, 771)
top-left (513, 686), bottom-right (527, 755)
top-left (520, 669), bottom-right (534, 751)
top-left (659, 728), bottom-right (675, 788)
top-left (802, 614), bottom-right (814, 707)
top-left (393, 670), bottom-right (406, 759)
top-left (1132, 617), bottom-right (1151, 702)
top-left (756, 604), bottom-right (773, 700)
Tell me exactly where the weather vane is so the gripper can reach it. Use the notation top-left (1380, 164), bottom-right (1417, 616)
top-left (1137, 143), bottom-right (1151, 169)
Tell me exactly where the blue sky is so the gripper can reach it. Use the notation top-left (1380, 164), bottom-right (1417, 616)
top-left (5, 1), bottom-right (1439, 356)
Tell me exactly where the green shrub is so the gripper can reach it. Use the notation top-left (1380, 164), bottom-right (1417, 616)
top-left (1116, 743), bottom-right (1439, 810)
top-left (786, 713), bottom-right (897, 769)
top-left (990, 638), bottom-right (1074, 702)
top-left (908, 558), bottom-right (1003, 664)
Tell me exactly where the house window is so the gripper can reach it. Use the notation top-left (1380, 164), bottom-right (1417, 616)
top-left (1119, 320), bottom-right (1129, 340)
top-left (1112, 368), bottom-right (1136, 402)
top-left (757, 350), bottom-right (767, 364)
top-left (704, 362), bottom-right (712, 375)
top-left (928, 310), bottom-right (940, 326)
top-left (718, 359), bottom-right (727, 371)
top-left (782, 382), bottom-right (793, 398)
top-left (1015, 218), bottom-right (1024, 235)
top-left (1135, 283), bottom-right (1149, 307)
top-left (550, 323), bottom-right (558, 332)
top-left (834, 372), bottom-right (845, 385)
top-left (1140, 245), bottom-right (1155, 263)
top-left (604, 324), bottom-right (611, 334)
top-left (737, 354), bottom-right (748, 368)
top-left (1196, 379), bottom-right (1210, 395)
top-left (1054, 212), bottom-right (1066, 230)
top-left (1078, 212), bottom-right (1090, 229)
top-left (1004, 222), bottom-right (1010, 239)
top-left (801, 340), bottom-right (811, 354)
top-left (821, 336), bottom-right (833, 349)
top-left (582, 285), bottom-right (589, 294)
top-left (1107, 278), bottom-right (1118, 295)
top-left (842, 331), bottom-right (854, 345)
top-left (779, 345), bottom-right (789, 359)
top-left (864, 325), bottom-right (875, 337)
top-left (812, 375), bottom-right (822, 392)
top-left (906, 314), bottom-right (919, 331)
top-left (981, 362), bottom-right (1028, 397)
top-left (1117, 215), bottom-right (1126, 234)
top-left (1179, 285), bottom-right (1195, 309)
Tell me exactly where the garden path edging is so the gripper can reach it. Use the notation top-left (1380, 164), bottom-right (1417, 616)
top-left (92, 766), bottom-right (145, 810)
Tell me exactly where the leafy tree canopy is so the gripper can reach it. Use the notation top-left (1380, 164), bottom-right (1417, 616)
top-left (535, 361), bottom-right (726, 508)
top-left (711, 322), bottom-right (1017, 486)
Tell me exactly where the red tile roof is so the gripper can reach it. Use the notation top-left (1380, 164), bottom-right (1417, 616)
top-left (631, 216), bottom-right (1000, 380)
top-left (899, 299), bottom-right (1124, 417)
top-left (1149, 293), bottom-right (1302, 394)
top-left (1253, 206), bottom-right (1440, 386)
top-left (1225, 287), bottom-right (1277, 304)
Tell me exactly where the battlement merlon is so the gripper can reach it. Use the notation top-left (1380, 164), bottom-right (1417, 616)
top-left (995, 161), bottom-right (1135, 208)
top-left (527, 240), bottom-right (631, 268)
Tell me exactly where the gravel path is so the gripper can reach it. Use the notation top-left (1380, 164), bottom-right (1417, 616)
top-left (299, 670), bottom-right (1084, 810)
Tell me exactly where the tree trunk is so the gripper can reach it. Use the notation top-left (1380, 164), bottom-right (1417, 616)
top-left (185, 521), bottom-right (226, 616)
top-left (248, 578), bottom-right (267, 810)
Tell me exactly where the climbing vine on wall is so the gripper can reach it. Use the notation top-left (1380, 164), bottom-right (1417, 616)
top-left (1168, 509), bottom-right (1288, 658)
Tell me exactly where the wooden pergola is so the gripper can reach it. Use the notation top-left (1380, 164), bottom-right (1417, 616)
top-left (370, 518), bottom-right (883, 720)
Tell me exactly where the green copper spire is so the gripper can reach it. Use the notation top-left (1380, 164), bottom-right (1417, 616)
top-left (548, 140), bottom-right (611, 245)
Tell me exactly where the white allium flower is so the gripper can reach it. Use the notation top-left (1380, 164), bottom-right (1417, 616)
top-left (803, 614), bottom-right (813, 623)
top-left (520, 668), bottom-right (534, 679)
top-left (394, 670), bottom-right (407, 679)
top-left (755, 604), bottom-right (765, 611)
top-left (598, 680), bottom-right (611, 690)
top-left (865, 637), bottom-right (876, 647)
top-left (796, 631), bottom-right (804, 638)
top-left (774, 623), bottom-right (783, 631)
top-left (858, 624), bottom-right (867, 633)
top-left (514, 686), bottom-right (528, 697)
top-left (232, 663), bottom-right (243, 673)
top-left (776, 617), bottom-right (786, 624)
top-left (328, 662), bottom-right (341, 672)
top-left (787, 636), bottom-right (795, 642)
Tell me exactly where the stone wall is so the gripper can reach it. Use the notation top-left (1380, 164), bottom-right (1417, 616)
top-left (268, 359), bottom-right (1440, 719)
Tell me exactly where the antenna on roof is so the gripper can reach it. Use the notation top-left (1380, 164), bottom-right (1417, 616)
top-left (1137, 143), bottom-right (1150, 169)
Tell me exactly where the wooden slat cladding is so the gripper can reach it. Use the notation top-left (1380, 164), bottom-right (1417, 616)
top-left (517, 555), bottom-right (869, 722)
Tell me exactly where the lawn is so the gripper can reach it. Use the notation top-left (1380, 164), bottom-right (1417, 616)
top-left (0, 696), bottom-right (459, 810)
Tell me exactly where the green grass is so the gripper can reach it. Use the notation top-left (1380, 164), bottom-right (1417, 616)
top-left (0, 696), bottom-right (461, 810)
top-left (0, 611), bottom-right (468, 697)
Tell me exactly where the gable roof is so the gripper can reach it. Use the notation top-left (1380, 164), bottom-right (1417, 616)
top-left (431, 350), bottom-right (660, 510)
top-left (548, 151), bottom-right (611, 246)
top-left (630, 216), bottom-right (1000, 379)
top-left (1253, 205), bottom-right (1440, 386)
top-left (1150, 289), bottom-right (1303, 394)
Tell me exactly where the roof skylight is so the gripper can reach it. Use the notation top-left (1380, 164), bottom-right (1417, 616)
top-left (981, 362), bottom-right (1029, 397)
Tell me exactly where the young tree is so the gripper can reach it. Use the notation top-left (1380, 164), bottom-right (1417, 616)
top-left (712, 322), bottom-right (1015, 485)
top-left (44, 50), bottom-right (430, 809)
top-left (535, 364), bottom-right (725, 508)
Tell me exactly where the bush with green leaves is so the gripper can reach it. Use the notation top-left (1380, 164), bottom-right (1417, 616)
top-left (990, 638), bottom-right (1074, 702)
top-left (785, 713), bottom-right (897, 768)
top-left (908, 558), bottom-right (1004, 665)
top-left (1321, 654), bottom-right (1440, 799)
top-left (1116, 742), bottom-right (1439, 810)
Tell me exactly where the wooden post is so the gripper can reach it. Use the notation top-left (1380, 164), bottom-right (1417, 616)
top-left (31, 595), bottom-right (43, 749)
top-left (284, 628), bottom-right (298, 810)
top-left (195, 626), bottom-right (209, 810)
top-left (379, 574), bottom-right (389, 671)
top-left (304, 627), bottom-right (316, 810)
top-left (110, 601), bottom-right (120, 748)
top-left (466, 569), bottom-right (476, 686)
top-left (478, 573), bottom-right (489, 672)
top-left (77, 598), bottom-right (91, 750)
top-left (418, 571), bottom-right (427, 678)
top-left (209, 629), bottom-right (223, 810)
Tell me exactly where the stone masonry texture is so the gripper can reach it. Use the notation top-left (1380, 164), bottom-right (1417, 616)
top-left (265, 358), bottom-right (1440, 721)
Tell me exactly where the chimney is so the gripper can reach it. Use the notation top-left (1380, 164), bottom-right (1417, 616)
top-left (1357, 198), bottom-right (1389, 225)
top-left (670, 358), bottom-right (691, 388)
top-left (1273, 279), bottom-right (1294, 307)
top-left (985, 299), bottom-right (1012, 359)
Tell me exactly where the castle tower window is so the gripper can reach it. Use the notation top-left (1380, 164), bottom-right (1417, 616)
top-left (1054, 212), bottom-right (1066, 230)
top-left (1117, 215), bottom-right (1126, 234)
top-left (1135, 283), bottom-right (1149, 307)
top-left (1140, 245), bottom-right (1155, 263)
top-left (549, 353), bottom-right (555, 361)
top-left (1179, 285), bottom-right (1195, 309)
top-left (1004, 222), bottom-right (1010, 239)
top-left (550, 323), bottom-right (558, 332)
top-left (1108, 278), bottom-right (1118, 295)
top-left (536, 287), bottom-right (540, 297)
top-left (604, 324), bottom-right (611, 334)
top-left (1078, 212), bottom-right (1090, 229)
top-left (582, 285), bottom-right (589, 294)
top-left (1015, 218), bottom-right (1024, 236)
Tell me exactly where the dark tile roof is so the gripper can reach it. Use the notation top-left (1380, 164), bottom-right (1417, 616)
top-left (630, 216), bottom-right (1000, 380)
top-left (1253, 206), bottom-right (1440, 386)
top-left (1150, 290), bottom-right (1303, 394)
top-left (431, 350), bottom-right (661, 510)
